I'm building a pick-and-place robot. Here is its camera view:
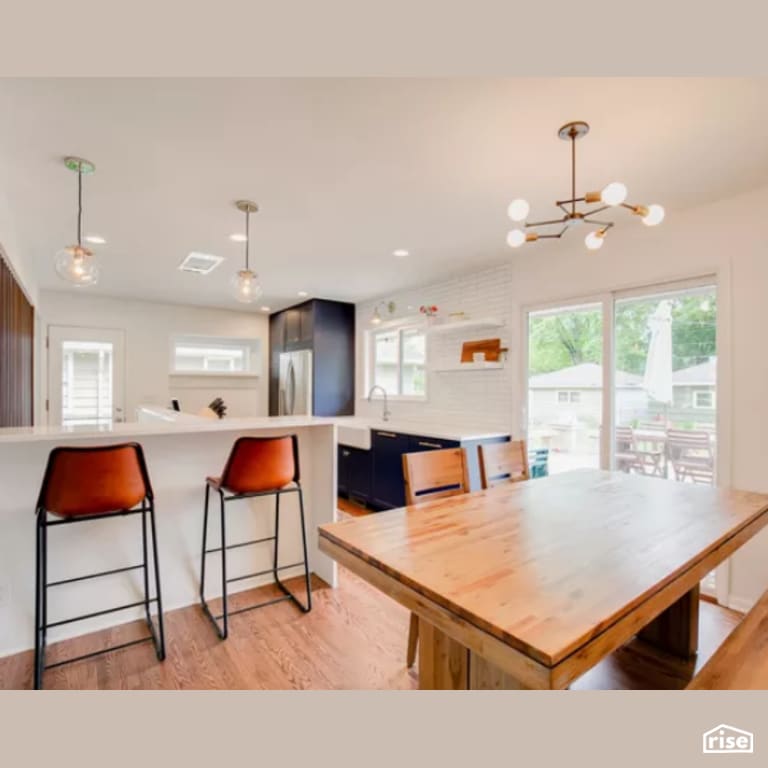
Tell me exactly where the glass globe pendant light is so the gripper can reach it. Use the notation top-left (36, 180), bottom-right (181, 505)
top-left (55, 157), bottom-right (99, 286)
top-left (231, 200), bottom-right (263, 303)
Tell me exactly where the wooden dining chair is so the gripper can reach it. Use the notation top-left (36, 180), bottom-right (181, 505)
top-left (477, 439), bottom-right (529, 489)
top-left (401, 447), bottom-right (470, 667)
top-left (667, 429), bottom-right (715, 484)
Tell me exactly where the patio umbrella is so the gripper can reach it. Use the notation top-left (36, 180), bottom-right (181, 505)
top-left (643, 299), bottom-right (674, 409)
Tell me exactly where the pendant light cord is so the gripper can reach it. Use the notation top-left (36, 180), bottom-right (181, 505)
top-left (571, 135), bottom-right (576, 215)
top-left (245, 208), bottom-right (250, 270)
top-left (77, 166), bottom-right (83, 247)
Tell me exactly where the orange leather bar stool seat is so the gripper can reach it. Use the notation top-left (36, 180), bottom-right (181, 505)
top-left (33, 443), bottom-right (166, 689)
top-left (200, 435), bottom-right (312, 639)
top-left (40, 444), bottom-right (149, 517)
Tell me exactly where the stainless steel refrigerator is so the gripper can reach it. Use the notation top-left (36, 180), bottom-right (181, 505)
top-left (278, 349), bottom-right (313, 415)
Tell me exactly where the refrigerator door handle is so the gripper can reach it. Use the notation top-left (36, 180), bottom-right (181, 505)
top-left (288, 359), bottom-right (296, 415)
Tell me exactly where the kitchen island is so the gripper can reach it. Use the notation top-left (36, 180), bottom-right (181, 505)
top-left (0, 413), bottom-right (338, 657)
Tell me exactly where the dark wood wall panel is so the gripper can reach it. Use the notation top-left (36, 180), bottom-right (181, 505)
top-left (0, 254), bottom-right (34, 427)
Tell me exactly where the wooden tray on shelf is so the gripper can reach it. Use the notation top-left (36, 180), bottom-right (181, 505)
top-left (460, 338), bottom-right (501, 363)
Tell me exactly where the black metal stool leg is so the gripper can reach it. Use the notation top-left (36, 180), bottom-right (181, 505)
top-left (219, 490), bottom-right (229, 638)
top-left (148, 502), bottom-right (166, 660)
top-left (273, 488), bottom-right (312, 613)
top-left (141, 506), bottom-right (151, 626)
top-left (33, 512), bottom-right (44, 690)
top-left (297, 487), bottom-right (313, 612)
top-left (200, 483), bottom-right (210, 604)
top-left (200, 484), bottom-right (226, 639)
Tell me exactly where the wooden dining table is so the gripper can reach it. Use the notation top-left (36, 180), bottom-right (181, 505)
top-left (318, 469), bottom-right (768, 689)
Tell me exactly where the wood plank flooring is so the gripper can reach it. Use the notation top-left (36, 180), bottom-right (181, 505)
top-left (0, 500), bottom-right (746, 690)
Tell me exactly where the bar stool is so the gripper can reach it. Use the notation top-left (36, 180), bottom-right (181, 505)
top-left (200, 434), bottom-right (312, 639)
top-left (34, 443), bottom-right (166, 690)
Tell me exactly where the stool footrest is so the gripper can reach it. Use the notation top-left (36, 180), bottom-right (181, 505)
top-left (214, 594), bottom-right (292, 619)
top-left (44, 634), bottom-right (154, 670)
top-left (45, 598), bottom-right (158, 629)
top-left (205, 535), bottom-right (275, 555)
top-left (47, 563), bottom-right (144, 588)
top-left (226, 561), bottom-right (306, 584)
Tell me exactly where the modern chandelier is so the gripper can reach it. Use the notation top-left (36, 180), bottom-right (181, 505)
top-left (231, 200), bottom-right (263, 303)
top-left (55, 156), bottom-right (99, 286)
top-left (506, 121), bottom-right (664, 251)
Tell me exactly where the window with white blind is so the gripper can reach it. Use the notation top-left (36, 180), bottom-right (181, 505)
top-left (61, 341), bottom-right (114, 426)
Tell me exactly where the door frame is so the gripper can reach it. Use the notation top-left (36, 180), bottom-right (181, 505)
top-left (46, 324), bottom-right (127, 426)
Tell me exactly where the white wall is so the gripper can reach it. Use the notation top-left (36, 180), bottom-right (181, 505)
top-left (38, 291), bottom-right (269, 421)
top-left (356, 184), bottom-right (768, 610)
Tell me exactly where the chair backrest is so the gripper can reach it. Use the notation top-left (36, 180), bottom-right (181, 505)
top-left (38, 443), bottom-right (151, 517)
top-left (402, 447), bottom-right (469, 506)
top-left (615, 426), bottom-right (635, 446)
top-left (667, 429), bottom-right (713, 456)
top-left (478, 440), bottom-right (529, 489)
top-left (220, 435), bottom-right (299, 494)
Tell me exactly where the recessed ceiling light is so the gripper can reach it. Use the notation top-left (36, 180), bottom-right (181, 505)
top-left (178, 251), bottom-right (225, 275)
top-left (298, 291), bottom-right (309, 297)
top-left (229, 233), bottom-right (248, 243)
top-left (84, 234), bottom-right (106, 245)
top-left (260, 306), bottom-right (271, 312)
top-left (393, 249), bottom-right (409, 258)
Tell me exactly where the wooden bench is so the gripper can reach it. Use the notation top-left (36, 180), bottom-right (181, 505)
top-left (688, 589), bottom-right (768, 689)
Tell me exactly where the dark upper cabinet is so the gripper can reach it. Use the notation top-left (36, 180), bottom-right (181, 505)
top-left (283, 304), bottom-right (314, 349)
top-left (269, 298), bottom-right (355, 417)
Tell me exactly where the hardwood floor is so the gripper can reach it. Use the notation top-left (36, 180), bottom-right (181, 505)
top-left (0, 514), bottom-right (744, 690)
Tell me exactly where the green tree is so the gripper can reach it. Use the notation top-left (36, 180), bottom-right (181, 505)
top-left (529, 294), bottom-right (717, 376)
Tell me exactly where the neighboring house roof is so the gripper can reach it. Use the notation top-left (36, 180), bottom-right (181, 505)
top-left (672, 356), bottom-right (716, 386)
top-left (529, 363), bottom-right (643, 389)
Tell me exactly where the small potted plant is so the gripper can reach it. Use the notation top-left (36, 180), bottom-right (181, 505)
top-left (420, 304), bottom-right (439, 325)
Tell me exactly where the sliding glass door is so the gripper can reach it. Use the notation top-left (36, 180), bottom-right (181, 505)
top-left (527, 303), bottom-right (603, 475)
top-left (613, 284), bottom-right (717, 484)
top-left (525, 278), bottom-right (720, 594)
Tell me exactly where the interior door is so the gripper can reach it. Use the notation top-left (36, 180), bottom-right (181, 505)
top-left (47, 325), bottom-right (126, 426)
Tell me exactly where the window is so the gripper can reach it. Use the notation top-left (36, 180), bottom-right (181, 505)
top-left (171, 335), bottom-right (261, 375)
top-left (369, 325), bottom-right (426, 398)
top-left (557, 390), bottom-right (581, 403)
top-left (693, 389), bottom-right (715, 409)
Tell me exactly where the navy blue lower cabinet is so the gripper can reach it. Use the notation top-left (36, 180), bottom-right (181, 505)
top-left (370, 430), bottom-right (410, 510)
top-left (337, 445), bottom-right (350, 498)
top-left (347, 447), bottom-right (371, 505)
top-left (338, 446), bottom-right (372, 505)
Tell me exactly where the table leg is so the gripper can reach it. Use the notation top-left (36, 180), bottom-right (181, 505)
top-left (638, 584), bottom-right (700, 658)
top-left (418, 618), bottom-right (537, 689)
top-left (418, 619), bottom-right (468, 689)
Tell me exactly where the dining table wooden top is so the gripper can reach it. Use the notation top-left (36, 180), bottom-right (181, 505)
top-left (319, 469), bottom-right (768, 670)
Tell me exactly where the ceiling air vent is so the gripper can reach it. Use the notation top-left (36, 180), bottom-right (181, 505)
top-left (178, 251), bottom-right (225, 275)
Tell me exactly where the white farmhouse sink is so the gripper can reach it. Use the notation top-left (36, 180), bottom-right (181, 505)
top-left (337, 422), bottom-right (372, 450)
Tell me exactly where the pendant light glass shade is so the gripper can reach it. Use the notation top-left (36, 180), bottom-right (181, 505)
top-left (232, 200), bottom-right (262, 304)
top-left (56, 157), bottom-right (99, 287)
top-left (231, 268), bottom-right (262, 303)
top-left (55, 244), bottom-right (99, 286)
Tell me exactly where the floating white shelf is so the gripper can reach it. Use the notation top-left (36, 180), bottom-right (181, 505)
top-left (426, 317), bottom-right (505, 335)
top-left (433, 362), bottom-right (505, 372)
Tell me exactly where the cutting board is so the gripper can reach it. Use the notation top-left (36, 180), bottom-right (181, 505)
top-left (461, 338), bottom-right (501, 363)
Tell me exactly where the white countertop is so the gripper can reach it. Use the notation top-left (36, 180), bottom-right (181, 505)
top-left (332, 416), bottom-right (509, 443)
top-left (0, 408), bottom-right (509, 445)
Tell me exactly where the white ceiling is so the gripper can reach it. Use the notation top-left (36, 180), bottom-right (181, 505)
top-left (1, 78), bottom-right (768, 312)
